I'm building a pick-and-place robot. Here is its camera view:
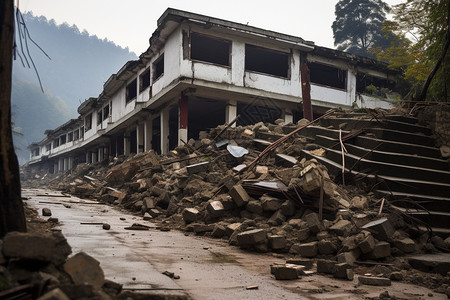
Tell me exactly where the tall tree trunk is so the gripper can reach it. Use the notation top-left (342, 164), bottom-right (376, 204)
top-left (0, 0), bottom-right (27, 237)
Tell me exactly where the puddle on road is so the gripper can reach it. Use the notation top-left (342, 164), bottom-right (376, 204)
top-left (208, 251), bottom-right (238, 264)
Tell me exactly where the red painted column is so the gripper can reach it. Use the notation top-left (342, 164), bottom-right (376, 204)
top-left (300, 54), bottom-right (313, 121)
top-left (179, 95), bottom-right (188, 129)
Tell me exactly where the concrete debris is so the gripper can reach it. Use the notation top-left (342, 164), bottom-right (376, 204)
top-left (358, 275), bottom-right (392, 286)
top-left (64, 252), bottom-right (105, 288)
top-left (20, 111), bottom-right (450, 292)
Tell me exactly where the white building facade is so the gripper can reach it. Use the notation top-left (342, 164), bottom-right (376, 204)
top-left (27, 8), bottom-right (399, 172)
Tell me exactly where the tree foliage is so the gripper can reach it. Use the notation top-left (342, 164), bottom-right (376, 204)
top-left (374, 0), bottom-right (450, 101)
top-left (332, 0), bottom-right (391, 58)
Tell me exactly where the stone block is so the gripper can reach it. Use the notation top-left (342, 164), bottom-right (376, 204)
top-left (268, 235), bottom-right (287, 250)
top-left (143, 197), bottom-right (155, 210)
top-left (260, 194), bottom-right (283, 211)
top-left (393, 238), bottom-right (416, 253)
top-left (237, 229), bottom-right (267, 247)
top-left (42, 208), bottom-right (52, 216)
top-left (333, 263), bottom-right (353, 280)
top-left (358, 275), bottom-right (391, 286)
top-left (280, 200), bottom-right (296, 217)
top-left (271, 265), bottom-right (299, 280)
top-left (229, 185), bottom-right (250, 207)
top-left (207, 200), bottom-right (225, 218)
top-left (316, 231), bottom-right (330, 241)
top-left (225, 223), bottom-right (242, 237)
top-left (212, 224), bottom-right (227, 238)
top-left (295, 228), bottom-right (310, 241)
top-left (182, 208), bottom-right (199, 223)
top-left (361, 218), bottom-right (394, 241)
top-left (3, 232), bottom-right (71, 265)
top-left (303, 213), bottom-right (323, 233)
top-left (367, 241), bottom-right (391, 259)
top-left (297, 241), bottom-right (318, 258)
top-left (64, 252), bottom-right (104, 288)
top-left (246, 200), bottom-right (263, 215)
top-left (358, 234), bottom-right (376, 254)
top-left (268, 210), bottom-right (286, 226)
top-left (337, 249), bottom-right (360, 266)
top-left (316, 259), bottom-right (336, 274)
top-left (148, 208), bottom-right (161, 218)
top-left (329, 219), bottom-right (353, 236)
top-left (318, 239), bottom-right (337, 255)
top-left (288, 219), bottom-right (305, 229)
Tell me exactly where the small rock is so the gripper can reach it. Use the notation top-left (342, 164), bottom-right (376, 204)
top-left (102, 223), bottom-right (111, 230)
top-left (389, 271), bottom-right (403, 281)
top-left (64, 252), bottom-right (105, 288)
top-left (48, 217), bottom-right (59, 223)
top-left (42, 208), bottom-right (52, 216)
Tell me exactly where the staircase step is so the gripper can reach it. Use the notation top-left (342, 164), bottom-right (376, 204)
top-left (323, 147), bottom-right (450, 184)
top-left (315, 135), bottom-right (449, 171)
top-left (376, 190), bottom-right (450, 212)
top-left (366, 128), bottom-right (435, 147)
top-left (302, 150), bottom-right (450, 199)
top-left (319, 118), bottom-right (432, 135)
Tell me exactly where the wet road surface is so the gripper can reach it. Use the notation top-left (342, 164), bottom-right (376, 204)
top-left (23, 188), bottom-right (447, 300)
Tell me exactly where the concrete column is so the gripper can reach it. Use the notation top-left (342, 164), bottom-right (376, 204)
top-left (58, 157), bottom-right (63, 172)
top-left (53, 161), bottom-right (58, 174)
top-left (68, 157), bottom-right (73, 170)
top-left (92, 150), bottom-right (97, 163)
top-left (225, 100), bottom-right (237, 128)
top-left (160, 109), bottom-right (170, 154)
top-left (179, 95), bottom-right (188, 145)
top-left (144, 118), bottom-right (152, 151)
top-left (347, 68), bottom-right (357, 106)
top-left (63, 157), bottom-right (68, 171)
top-left (284, 110), bottom-right (293, 124)
top-left (124, 133), bottom-right (131, 155)
top-left (98, 147), bottom-right (104, 162)
top-left (137, 123), bottom-right (144, 153)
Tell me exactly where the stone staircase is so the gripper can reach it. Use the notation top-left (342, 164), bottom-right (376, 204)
top-left (296, 111), bottom-right (450, 234)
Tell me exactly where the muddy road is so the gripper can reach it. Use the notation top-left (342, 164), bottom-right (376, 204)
top-left (23, 188), bottom-right (446, 300)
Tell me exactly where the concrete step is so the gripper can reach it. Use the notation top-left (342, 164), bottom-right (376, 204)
top-left (315, 135), bottom-right (449, 171)
top-left (302, 149), bottom-right (450, 199)
top-left (366, 128), bottom-right (436, 147)
top-left (319, 117), bottom-right (432, 135)
top-left (323, 147), bottom-right (450, 184)
top-left (375, 190), bottom-right (450, 212)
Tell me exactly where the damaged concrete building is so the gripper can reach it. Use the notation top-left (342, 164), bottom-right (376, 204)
top-left (27, 8), bottom-right (399, 173)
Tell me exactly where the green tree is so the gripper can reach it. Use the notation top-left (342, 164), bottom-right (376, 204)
top-left (383, 0), bottom-right (449, 101)
top-left (332, 0), bottom-right (391, 58)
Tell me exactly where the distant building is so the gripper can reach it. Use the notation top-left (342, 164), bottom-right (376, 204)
top-left (27, 8), bottom-right (399, 173)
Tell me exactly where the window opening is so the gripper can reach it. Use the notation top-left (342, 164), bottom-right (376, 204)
top-left (245, 44), bottom-right (290, 78)
top-left (190, 32), bottom-right (231, 67)
top-left (153, 54), bottom-right (164, 82)
top-left (97, 110), bottom-right (102, 125)
top-left (85, 114), bottom-right (92, 131)
top-left (68, 132), bottom-right (73, 142)
top-left (308, 62), bottom-right (347, 90)
top-left (126, 79), bottom-right (137, 103)
top-left (139, 68), bottom-right (151, 92)
top-left (74, 129), bottom-right (79, 140)
top-left (60, 134), bottom-right (66, 145)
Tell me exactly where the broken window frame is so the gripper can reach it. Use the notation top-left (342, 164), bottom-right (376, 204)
top-left (153, 54), bottom-right (164, 83)
top-left (126, 78), bottom-right (138, 103)
top-left (308, 61), bottom-right (347, 91)
top-left (60, 134), bottom-right (66, 145)
top-left (189, 32), bottom-right (231, 67)
top-left (85, 113), bottom-right (92, 132)
top-left (73, 129), bottom-right (79, 141)
top-left (103, 104), bottom-right (110, 121)
top-left (245, 44), bottom-right (290, 79)
top-left (139, 68), bottom-right (151, 93)
top-left (97, 109), bottom-right (102, 125)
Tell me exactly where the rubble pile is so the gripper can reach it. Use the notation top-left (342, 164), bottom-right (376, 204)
top-left (0, 231), bottom-right (128, 299)
top-left (22, 111), bottom-right (450, 296)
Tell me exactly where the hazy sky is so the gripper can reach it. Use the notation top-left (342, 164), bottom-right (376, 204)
top-left (18, 0), bottom-right (404, 55)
